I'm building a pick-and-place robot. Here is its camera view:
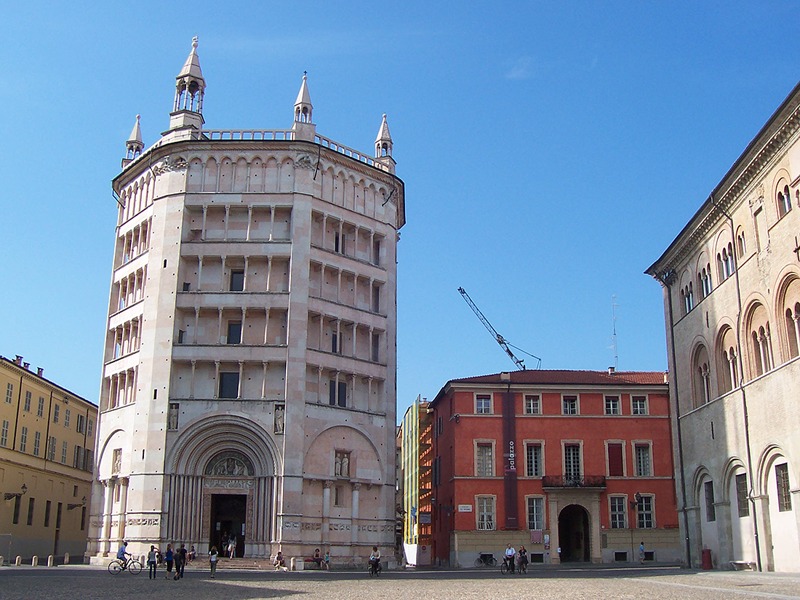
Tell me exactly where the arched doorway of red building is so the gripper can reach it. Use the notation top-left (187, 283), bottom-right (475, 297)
top-left (558, 504), bottom-right (590, 562)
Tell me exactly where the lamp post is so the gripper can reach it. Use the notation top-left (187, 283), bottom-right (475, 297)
top-left (629, 492), bottom-right (641, 562)
top-left (68, 496), bottom-right (87, 511)
top-left (3, 483), bottom-right (27, 501)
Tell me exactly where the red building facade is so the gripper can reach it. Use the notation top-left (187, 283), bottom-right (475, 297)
top-left (428, 370), bottom-right (680, 566)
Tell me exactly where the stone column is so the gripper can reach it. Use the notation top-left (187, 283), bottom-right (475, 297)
top-left (322, 481), bottom-right (331, 545)
top-left (351, 483), bottom-right (361, 545)
top-left (117, 478), bottom-right (129, 544)
top-left (101, 479), bottom-right (115, 555)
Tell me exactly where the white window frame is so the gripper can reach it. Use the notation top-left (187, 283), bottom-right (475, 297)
top-left (475, 393), bottom-right (493, 415)
top-left (474, 439), bottom-right (495, 477)
top-left (562, 440), bottom-right (583, 482)
top-left (524, 440), bottom-right (544, 477)
top-left (5, 383), bottom-right (12, 404)
top-left (604, 395), bottom-right (621, 415)
top-left (0, 419), bottom-right (8, 447)
top-left (610, 495), bottom-right (627, 529)
top-left (637, 494), bottom-right (655, 528)
top-left (524, 394), bottom-right (541, 415)
top-left (526, 495), bottom-right (545, 530)
top-left (562, 394), bottom-right (579, 415)
top-left (633, 441), bottom-right (652, 477)
top-left (631, 395), bottom-right (649, 415)
top-left (476, 495), bottom-right (496, 531)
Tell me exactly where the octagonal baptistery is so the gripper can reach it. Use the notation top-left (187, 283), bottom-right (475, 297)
top-left (87, 38), bottom-right (405, 566)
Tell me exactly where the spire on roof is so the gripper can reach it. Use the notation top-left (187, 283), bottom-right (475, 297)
top-left (294, 72), bottom-right (313, 124)
top-left (172, 37), bottom-right (205, 115)
top-left (126, 114), bottom-right (144, 159)
top-left (375, 113), bottom-right (393, 158)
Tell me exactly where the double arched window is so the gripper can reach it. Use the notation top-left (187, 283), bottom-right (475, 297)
top-left (717, 242), bottom-right (735, 281)
top-left (777, 184), bottom-right (792, 218)
top-left (747, 304), bottom-right (773, 377)
top-left (692, 345), bottom-right (711, 407)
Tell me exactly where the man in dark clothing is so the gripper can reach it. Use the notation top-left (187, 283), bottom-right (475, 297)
top-left (175, 544), bottom-right (188, 579)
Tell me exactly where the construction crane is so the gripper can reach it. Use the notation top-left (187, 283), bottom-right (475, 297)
top-left (457, 287), bottom-right (541, 370)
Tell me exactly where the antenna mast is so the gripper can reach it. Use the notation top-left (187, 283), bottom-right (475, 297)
top-left (457, 287), bottom-right (541, 370)
top-left (611, 294), bottom-right (619, 370)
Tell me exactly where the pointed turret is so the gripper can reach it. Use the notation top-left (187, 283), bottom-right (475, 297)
top-left (122, 114), bottom-right (144, 168)
top-left (168, 37), bottom-right (206, 133)
top-left (374, 114), bottom-right (396, 173)
top-left (292, 72), bottom-right (316, 141)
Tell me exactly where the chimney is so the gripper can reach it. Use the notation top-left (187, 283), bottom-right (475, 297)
top-left (608, 367), bottom-right (615, 375)
top-left (23, 362), bottom-right (30, 370)
top-left (37, 367), bottom-right (44, 377)
top-left (14, 355), bottom-right (23, 366)
top-left (500, 372), bottom-right (511, 382)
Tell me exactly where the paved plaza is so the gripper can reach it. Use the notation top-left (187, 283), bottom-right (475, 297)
top-left (2, 563), bottom-right (800, 600)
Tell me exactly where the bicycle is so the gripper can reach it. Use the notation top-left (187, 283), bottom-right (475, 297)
top-left (516, 557), bottom-right (528, 574)
top-left (500, 556), bottom-right (515, 575)
top-left (474, 553), bottom-right (497, 567)
top-left (108, 557), bottom-right (143, 575)
top-left (368, 559), bottom-right (382, 577)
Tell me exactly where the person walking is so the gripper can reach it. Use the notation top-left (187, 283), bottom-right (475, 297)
top-left (209, 545), bottom-right (219, 579)
top-left (164, 544), bottom-right (174, 578)
top-left (147, 545), bottom-right (158, 579)
top-left (175, 544), bottom-right (188, 579)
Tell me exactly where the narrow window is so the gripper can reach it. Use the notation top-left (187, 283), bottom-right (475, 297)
top-left (477, 496), bottom-right (495, 531)
top-left (23, 391), bottom-right (31, 412)
top-left (64, 408), bottom-right (70, 428)
top-left (47, 436), bottom-right (56, 461)
top-left (372, 285), bottom-right (380, 312)
top-left (526, 497), bottom-right (544, 530)
top-left (53, 404), bottom-right (59, 423)
top-left (372, 238), bottom-right (381, 265)
top-left (704, 480), bottom-right (716, 521)
top-left (637, 495), bottom-right (654, 528)
top-left (5, 383), bottom-right (12, 403)
top-left (524, 394), bottom-right (540, 415)
top-left (20, 426), bottom-right (28, 453)
top-left (476, 443), bottom-right (493, 477)
top-left (33, 431), bottom-right (41, 456)
top-left (610, 496), bottom-right (627, 528)
top-left (526, 443), bottom-right (542, 477)
top-left (12, 496), bottom-right (21, 524)
top-left (476, 395), bottom-right (492, 414)
top-left (635, 444), bottom-right (652, 477)
top-left (37, 397), bottom-right (44, 417)
top-left (776, 463), bottom-right (792, 512)
top-left (44, 500), bottom-right (51, 527)
top-left (26, 498), bottom-right (35, 526)
top-left (76, 414), bottom-right (85, 434)
top-left (735, 473), bottom-right (749, 517)
top-left (564, 444), bottom-right (581, 482)
top-left (0, 420), bottom-right (8, 447)
top-left (61, 441), bottom-right (68, 464)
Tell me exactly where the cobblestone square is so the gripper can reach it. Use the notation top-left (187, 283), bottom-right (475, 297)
top-left (2, 564), bottom-right (800, 600)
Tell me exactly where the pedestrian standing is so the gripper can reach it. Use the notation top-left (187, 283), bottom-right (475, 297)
top-left (164, 544), bottom-right (174, 578)
top-left (639, 541), bottom-right (645, 564)
top-left (209, 545), bottom-right (219, 579)
top-left (176, 543), bottom-right (187, 579)
top-left (147, 545), bottom-right (157, 579)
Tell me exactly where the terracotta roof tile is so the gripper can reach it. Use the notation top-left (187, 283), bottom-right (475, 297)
top-left (449, 369), bottom-right (668, 387)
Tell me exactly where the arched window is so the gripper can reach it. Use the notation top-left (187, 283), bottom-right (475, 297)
top-left (736, 228), bottom-right (747, 258)
top-left (693, 345), bottom-right (712, 407)
top-left (698, 263), bottom-right (713, 299)
top-left (778, 184), bottom-right (792, 218)
top-left (780, 277), bottom-right (800, 362)
top-left (784, 303), bottom-right (800, 359)
top-left (748, 304), bottom-right (773, 378)
top-left (717, 326), bottom-right (738, 394)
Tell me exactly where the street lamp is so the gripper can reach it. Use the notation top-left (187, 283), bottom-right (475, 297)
top-left (4, 483), bottom-right (27, 501)
top-left (68, 496), bottom-right (87, 511)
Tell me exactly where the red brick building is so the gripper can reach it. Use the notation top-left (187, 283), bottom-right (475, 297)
top-left (427, 369), bottom-right (680, 566)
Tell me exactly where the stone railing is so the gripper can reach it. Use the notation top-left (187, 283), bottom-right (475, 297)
top-left (199, 129), bottom-right (294, 141)
top-left (314, 134), bottom-right (390, 172)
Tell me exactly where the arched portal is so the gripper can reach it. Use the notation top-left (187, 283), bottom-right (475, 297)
top-left (558, 504), bottom-right (590, 562)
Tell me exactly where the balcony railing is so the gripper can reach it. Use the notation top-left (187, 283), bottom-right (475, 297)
top-left (541, 475), bottom-right (606, 489)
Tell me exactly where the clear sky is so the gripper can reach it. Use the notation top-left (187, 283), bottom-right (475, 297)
top-left (2, 2), bottom-right (799, 421)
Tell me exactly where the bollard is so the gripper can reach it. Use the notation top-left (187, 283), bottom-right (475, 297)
top-left (64, 552), bottom-right (70, 565)
top-left (0, 555), bottom-right (4, 566)
top-left (47, 555), bottom-right (54, 567)
top-left (32, 556), bottom-right (38, 567)
top-left (15, 556), bottom-right (21, 566)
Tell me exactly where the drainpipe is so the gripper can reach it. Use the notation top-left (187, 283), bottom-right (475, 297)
top-left (657, 269), bottom-right (692, 567)
top-left (710, 195), bottom-right (763, 572)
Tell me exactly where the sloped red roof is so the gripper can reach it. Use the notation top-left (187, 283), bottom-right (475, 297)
top-left (450, 369), bottom-right (668, 387)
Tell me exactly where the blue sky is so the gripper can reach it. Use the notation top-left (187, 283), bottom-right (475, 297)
top-left (2, 2), bottom-right (799, 420)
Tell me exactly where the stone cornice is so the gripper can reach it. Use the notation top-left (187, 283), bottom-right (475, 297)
top-left (647, 87), bottom-right (800, 281)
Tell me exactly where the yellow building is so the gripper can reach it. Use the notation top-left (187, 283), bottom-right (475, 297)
top-left (400, 396), bottom-right (433, 565)
top-left (0, 355), bottom-right (96, 563)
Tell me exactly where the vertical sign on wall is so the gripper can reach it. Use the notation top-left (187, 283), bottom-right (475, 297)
top-left (502, 387), bottom-right (519, 529)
